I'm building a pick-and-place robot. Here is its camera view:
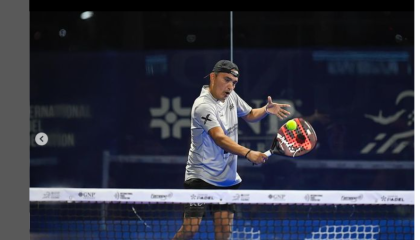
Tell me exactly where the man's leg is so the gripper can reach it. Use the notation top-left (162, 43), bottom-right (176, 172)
top-left (172, 215), bottom-right (202, 240)
top-left (213, 211), bottom-right (234, 240)
top-left (173, 200), bottom-right (206, 240)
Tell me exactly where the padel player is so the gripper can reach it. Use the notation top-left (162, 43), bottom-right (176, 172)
top-left (172, 60), bottom-right (291, 240)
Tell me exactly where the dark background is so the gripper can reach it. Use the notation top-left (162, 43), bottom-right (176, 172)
top-left (30, 11), bottom-right (414, 190)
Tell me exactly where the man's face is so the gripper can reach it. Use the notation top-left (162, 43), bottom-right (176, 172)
top-left (210, 72), bottom-right (238, 101)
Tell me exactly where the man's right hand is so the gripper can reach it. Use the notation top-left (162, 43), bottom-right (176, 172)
top-left (246, 150), bottom-right (267, 165)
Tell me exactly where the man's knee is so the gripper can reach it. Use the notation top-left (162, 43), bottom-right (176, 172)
top-left (213, 211), bottom-right (234, 239)
top-left (214, 228), bottom-right (232, 240)
top-left (172, 216), bottom-right (202, 240)
top-left (214, 224), bottom-right (232, 233)
top-left (173, 225), bottom-right (200, 240)
top-left (182, 224), bottom-right (200, 233)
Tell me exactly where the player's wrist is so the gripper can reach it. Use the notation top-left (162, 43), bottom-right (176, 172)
top-left (244, 149), bottom-right (252, 159)
top-left (265, 105), bottom-right (270, 115)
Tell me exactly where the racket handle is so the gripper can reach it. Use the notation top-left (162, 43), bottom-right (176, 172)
top-left (264, 150), bottom-right (272, 157)
top-left (251, 150), bottom-right (272, 166)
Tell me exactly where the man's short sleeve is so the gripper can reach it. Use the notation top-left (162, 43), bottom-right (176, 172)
top-left (233, 92), bottom-right (252, 117)
top-left (193, 104), bottom-right (220, 132)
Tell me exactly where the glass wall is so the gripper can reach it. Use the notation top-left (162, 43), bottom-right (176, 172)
top-left (30, 11), bottom-right (414, 190)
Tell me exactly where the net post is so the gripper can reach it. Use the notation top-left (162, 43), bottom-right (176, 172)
top-left (100, 151), bottom-right (111, 231)
top-left (102, 150), bottom-right (111, 188)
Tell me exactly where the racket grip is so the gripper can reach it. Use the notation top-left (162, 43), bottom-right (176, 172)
top-left (252, 150), bottom-right (271, 166)
top-left (264, 150), bottom-right (272, 157)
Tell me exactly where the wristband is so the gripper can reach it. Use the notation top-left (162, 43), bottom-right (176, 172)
top-left (245, 149), bottom-right (251, 159)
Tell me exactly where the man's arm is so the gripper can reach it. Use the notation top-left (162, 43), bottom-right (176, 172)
top-left (242, 96), bottom-right (291, 122)
top-left (241, 106), bottom-right (268, 123)
top-left (208, 126), bottom-right (266, 164)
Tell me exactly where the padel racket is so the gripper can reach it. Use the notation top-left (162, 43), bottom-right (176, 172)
top-left (264, 118), bottom-right (317, 158)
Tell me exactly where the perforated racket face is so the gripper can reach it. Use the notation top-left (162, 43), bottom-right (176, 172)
top-left (271, 118), bottom-right (317, 157)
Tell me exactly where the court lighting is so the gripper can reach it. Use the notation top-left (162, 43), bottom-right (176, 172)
top-left (80, 11), bottom-right (94, 20)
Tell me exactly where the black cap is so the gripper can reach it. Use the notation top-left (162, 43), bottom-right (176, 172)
top-left (212, 60), bottom-right (239, 77)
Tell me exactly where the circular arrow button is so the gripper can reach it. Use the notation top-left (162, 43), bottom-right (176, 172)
top-left (35, 132), bottom-right (48, 146)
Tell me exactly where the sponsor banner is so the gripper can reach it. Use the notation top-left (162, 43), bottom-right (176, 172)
top-left (42, 191), bottom-right (61, 199)
top-left (380, 195), bottom-right (405, 203)
top-left (114, 192), bottom-right (133, 200)
top-left (340, 194), bottom-right (364, 203)
top-left (232, 193), bottom-right (251, 201)
top-left (29, 188), bottom-right (414, 205)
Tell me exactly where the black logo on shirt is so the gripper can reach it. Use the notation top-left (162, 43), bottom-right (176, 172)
top-left (229, 104), bottom-right (234, 110)
top-left (201, 114), bottom-right (212, 125)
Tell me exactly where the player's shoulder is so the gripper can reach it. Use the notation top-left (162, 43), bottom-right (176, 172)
top-left (193, 96), bottom-right (216, 113)
top-left (194, 92), bottom-right (216, 105)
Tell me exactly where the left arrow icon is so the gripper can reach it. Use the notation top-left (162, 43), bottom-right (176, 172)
top-left (35, 133), bottom-right (48, 146)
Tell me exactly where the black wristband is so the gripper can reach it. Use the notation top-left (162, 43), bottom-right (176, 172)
top-left (245, 149), bottom-right (251, 159)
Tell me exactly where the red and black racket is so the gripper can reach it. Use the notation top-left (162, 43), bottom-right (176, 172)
top-left (264, 118), bottom-right (317, 158)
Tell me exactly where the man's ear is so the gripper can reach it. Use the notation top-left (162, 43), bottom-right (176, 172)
top-left (210, 72), bottom-right (216, 81)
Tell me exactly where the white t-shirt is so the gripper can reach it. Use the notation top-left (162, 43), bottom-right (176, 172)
top-left (185, 85), bottom-right (252, 186)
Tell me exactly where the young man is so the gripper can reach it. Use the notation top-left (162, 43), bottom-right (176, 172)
top-left (172, 60), bottom-right (291, 240)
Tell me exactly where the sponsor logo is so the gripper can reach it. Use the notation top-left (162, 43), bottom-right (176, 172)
top-left (78, 192), bottom-right (96, 199)
top-left (190, 194), bottom-right (214, 200)
top-left (268, 194), bottom-right (286, 201)
top-left (361, 90), bottom-right (414, 155)
top-left (341, 194), bottom-right (363, 202)
top-left (201, 114), bottom-right (212, 125)
top-left (114, 192), bottom-right (133, 200)
top-left (381, 195), bottom-right (404, 202)
top-left (151, 192), bottom-right (173, 200)
top-left (42, 191), bottom-right (60, 199)
top-left (189, 203), bottom-right (204, 207)
top-left (232, 194), bottom-right (250, 201)
top-left (150, 96), bottom-right (190, 139)
top-left (305, 194), bottom-right (322, 202)
top-left (226, 123), bottom-right (238, 135)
